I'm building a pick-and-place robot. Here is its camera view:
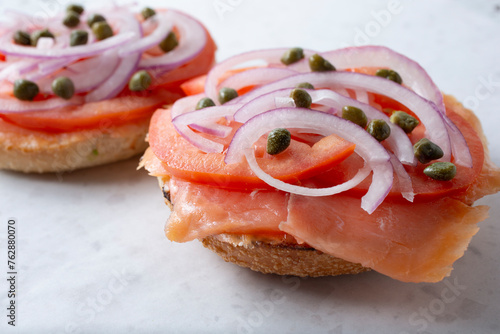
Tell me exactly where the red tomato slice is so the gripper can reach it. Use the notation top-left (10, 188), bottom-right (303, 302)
top-left (0, 27), bottom-right (217, 133)
top-left (180, 75), bottom-right (207, 96)
top-left (149, 108), bottom-right (356, 190)
top-left (0, 89), bottom-right (180, 132)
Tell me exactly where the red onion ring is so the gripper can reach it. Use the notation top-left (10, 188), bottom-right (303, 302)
top-left (308, 89), bottom-right (416, 165)
top-left (190, 122), bottom-right (233, 138)
top-left (0, 95), bottom-right (83, 113)
top-left (0, 60), bottom-right (37, 81)
top-left (234, 86), bottom-right (414, 165)
top-left (289, 45), bottom-right (446, 113)
top-left (173, 123), bottom-right (224, 154)
top-left (226, 108), bottom-right (393, 214)
top-left (389, 152), bottom-right (414, 202)
top-left (138, 10), bottom-right (207, 70)
top-left (118, 12), bottom-right (174, 57)
top-left (0, 31), bottom-right (137, 59)
top-left (84, 13), bottom-right (141, 103)
top-left (445, 120), bottom-right (473, 167)
top-left (38, 57), bottom-right (80, 76)
top-left (217, 68), bottom-right (298, 104)
top-left (38, 51), bottom-right (120, 94)
top-left (173, 104), bottom-right (239, 143)
top-left (171, 93), bottom-right (205, 118)
top-left (204, 48), bottom-right (317, 103)
top-left (245, 147), bottom-right (372, 197)
top-left (237, 71), bottom-right (452, 163)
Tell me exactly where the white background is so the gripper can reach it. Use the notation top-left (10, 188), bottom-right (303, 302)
top-left (1, 0), bottom-right (499, 333)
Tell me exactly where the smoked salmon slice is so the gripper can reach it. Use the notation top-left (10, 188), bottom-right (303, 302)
top-left (166, 177), bottom-right (288, 242)
top-left (283, 194), bottom-right (488, 283)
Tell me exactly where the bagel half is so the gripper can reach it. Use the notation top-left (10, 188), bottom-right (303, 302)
top-left (0, 118), bottom-right (149, 173)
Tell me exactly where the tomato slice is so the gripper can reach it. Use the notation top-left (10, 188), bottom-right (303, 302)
top-left (0, 27), bottom-right (217, 133)
top-left (180, 75), bottom-right (207, 96)
top-left (149, 108), bottom-right (356, 190)
top-left (0, 89), bottom-right (180, 132)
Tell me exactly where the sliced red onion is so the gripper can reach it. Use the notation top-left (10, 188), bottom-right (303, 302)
top-left (233, 87), bottom-right (415, 165)
top-left (289, 45), bottom-right (445, 114)
top-left (234, 88), bottom-right (294, 122)
top-left (0, 59), bottom-right (37, 81)
top-left (309, 89), bottom-right (416, 165)
top-left (36, 37), bottom-right (55, 50)
top-left (246, 147), bottom-right (372, 195)
top-left (274, 96), bottom-right (295, 108)
top-left (119, 12), bottom-right (174, 57)
top-left (25, 56), bottom-right (80, 82)
top-left (190, 121), bottom-right (232, 138)
top-left (204, 48), bottom-right (317, 103)
top-left (138, 10), bottom-right (207, 70)
top-left (444, 118), bottom-right (473, 167)
top-left (170, 91), bottom-right (230, 150)
top-left (84, 13), bottom-right (141, 103)
top-left (141, 17), bottom-right (158, 36)
top-left (0, 30), bottom-right (136, 59)
top-left (354, 90), bottom-right (369, 104)
top-left (173, 104), bottom-right (239, 142)
top-left (226, 108), bottom-right (393, 214)
top-left (173, 104), bottom-right (239, 124)
top-left (38, 51), bottom-right (120, 94)
top-left (218, 68), bottom-right (298, 104)
top-left (38, 56), bottom-right (80, 76)
top-left (173, 123), bottom-right (224, 154)
top-left (237, 71), bottom-right (452, 162)
top-left (335, 88), bottom-right (351, 97)
top-left (389, 152), bottom-right (414, 202)
top-left (0, 95), bottom-right (83, 113)
top-left (171, 93), bottom-right (204, 118)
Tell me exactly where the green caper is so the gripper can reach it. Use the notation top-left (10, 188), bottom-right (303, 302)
top-left (375, 68), bottom-right (403, 84)
top-left (309, 54), bottom-right (335, 72)
top-left (87, 13), bottom-right (106, 27)
top-left (290, 88), bottom-right (312, 108)
top-left (159, 31), bottom-right (178, 53)
top-left (13, 30), bottom-right (31, 46)
top-left (141, 7), bottom-right (156, 20)
top-left (413, 138), bottom-right (444, 164)
top-left (296, 82), bottom-right (314, 90)
top-left (67, 4), bottom-right (84, 15)
top-left (280, 47), bottom-right (304, 65)
top-left (342, 106), bottom-right (368, 128)
top-left (91, 21), bottom-right (113, 41)
top-left (218, 87), bottom-right (238, 104)
top-left (390, 111), bottom-right (419, 134)
top-left (63, 11), bottom-right (80, 28)
top-left (423, 162), bottom-right (457, 181)
top-left (13, 79), bottom-right (39, 101)
top-left (196, 97), bottom-right (216, 110)
top-left (128, 70), bottom-right (152, 91)
top-left (266, 128), bottom-right (291, 155)
top-left (31, 29), bottom-right (55, 46)
top-left (51, 77), bottom-right (75, 100)
top-left (367, 119), bottom-right (391, 141)
top-left (70, 30), bottom-right (88, 46)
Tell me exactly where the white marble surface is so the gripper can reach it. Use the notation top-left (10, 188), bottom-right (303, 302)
top-left (1, 0), bottom-right (499, 333)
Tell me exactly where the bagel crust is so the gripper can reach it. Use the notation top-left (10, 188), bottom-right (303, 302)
top-left (0, 118), bottom-right (149, 173)
top-left (202, 234), bottom-right (370, 277)
top-left (156, 175), bottom-right (370, 277)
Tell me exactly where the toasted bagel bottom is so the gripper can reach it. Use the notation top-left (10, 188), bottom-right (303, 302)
top-left (0, 119), bottom-right (150, 173)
